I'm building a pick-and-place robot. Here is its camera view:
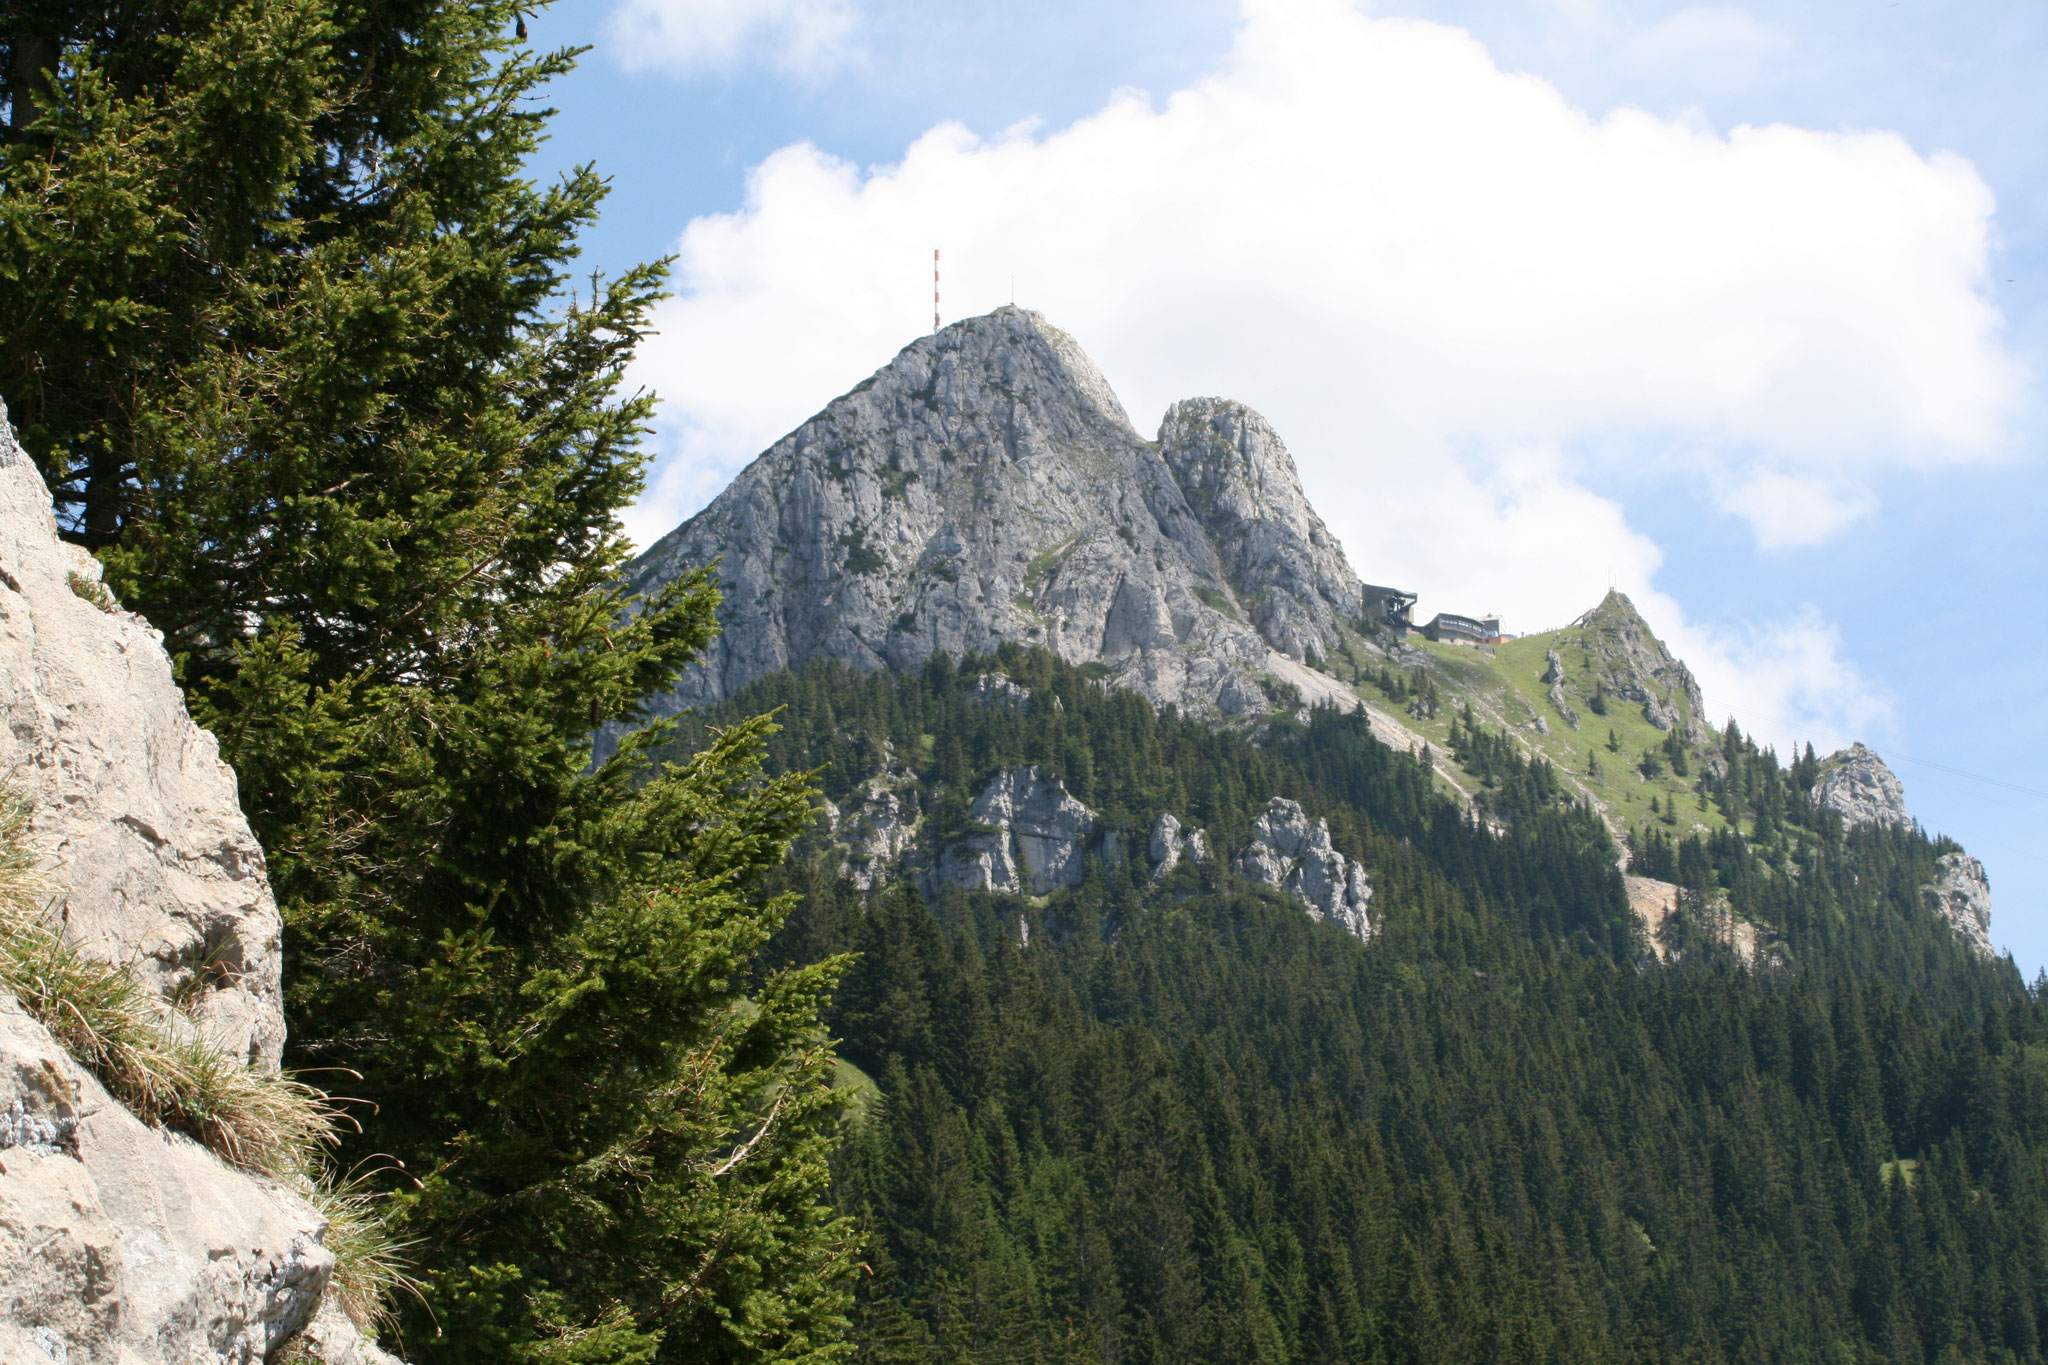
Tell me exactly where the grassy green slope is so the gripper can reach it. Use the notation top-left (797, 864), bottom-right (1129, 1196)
top-left (1321, 592), bottom-right (1735, 844)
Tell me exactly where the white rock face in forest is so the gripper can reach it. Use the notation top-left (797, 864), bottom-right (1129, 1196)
top-left (1233, 798), bottom-right (1374, 941)
top-left (1146, 810), bottom-right (1213, 880)
top-left (938, 765), bottom-right (1099, 896)
top-left (1923, 852), bottom-right (1995, 960)
top-left (833, 768), bottom-right (923, 891)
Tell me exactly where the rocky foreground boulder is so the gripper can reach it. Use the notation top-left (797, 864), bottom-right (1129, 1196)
top-left (0, 421), bottom-right (283, 1072)
top-left (0, 408), bottom-right (394, 1363)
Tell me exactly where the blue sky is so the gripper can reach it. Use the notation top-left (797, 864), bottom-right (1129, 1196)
top-left (525, 0), bottom-right (2048, 975)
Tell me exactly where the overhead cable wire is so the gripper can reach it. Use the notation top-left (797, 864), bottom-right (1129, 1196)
top-left (1715, 703), bottom-right (2048, 803)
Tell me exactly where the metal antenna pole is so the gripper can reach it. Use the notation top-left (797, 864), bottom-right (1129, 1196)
top-left (933, 248), bottom-right (940, 334)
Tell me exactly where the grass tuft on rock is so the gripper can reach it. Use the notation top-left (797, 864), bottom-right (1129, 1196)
top-left (0, 783), bottom-right (411, 1329)
top-left (0, 785), bottom-right (334, 1175)
top-left (306, 1163), bottom-right (423, 1335)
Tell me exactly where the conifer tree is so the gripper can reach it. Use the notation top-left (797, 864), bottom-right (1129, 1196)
top-left (2, 5), bottom-right (854, 1357)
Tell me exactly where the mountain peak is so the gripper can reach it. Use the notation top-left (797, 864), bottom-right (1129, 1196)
top-left (1557, 590), bottom-right (1705, 740)
top-left (1157, 397), bottom-right (1361, 665)
top-left (619, 312), bottom-right (1373, 731)
top-left (1583, 588), bottom-right (1649, 629)
top-left (879, 305), bottom-right (1137, 441)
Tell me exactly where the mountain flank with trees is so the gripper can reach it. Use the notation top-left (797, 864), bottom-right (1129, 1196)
top-left (625, 308), bottom-right (1998, 967)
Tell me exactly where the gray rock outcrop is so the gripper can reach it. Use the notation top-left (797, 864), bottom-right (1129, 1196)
top-left (830, 768), bottom-right (922, 891)
top-left (616, 308), bottom-right (1380, 739)
top-left (296, 1301), bottom-right (407, 1365)
top-left (972, 671), bottom-right (1031, 712)
top-left (1816, 743), bottom-right (1910, 829)
top-left (0, 406), bottom-right (396, 1363)
top-left (938, 765), bottom-right (1097, 896)
top-left (0, 997), bottom-right (332, 1364)
top-left (1146, 811), bottom-right (1210, 880)
top-left (0, 420), bottom-right (283, 1070)
top-left (1923, 852), bottom-right (1995, 959)
top-left (1232, 798), bottom-right (1374, 940)
top-left (1548, 684), bottom-right (1579, 731)
top-left (1542, 650), bottom-right (1580, 730)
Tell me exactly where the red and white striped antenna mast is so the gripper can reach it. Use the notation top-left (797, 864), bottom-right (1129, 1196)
top-left (933, 247), bottom-right (940, 334)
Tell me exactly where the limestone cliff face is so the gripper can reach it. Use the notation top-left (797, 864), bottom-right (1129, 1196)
top-left (935, 765), bottom-right (1101, 897)
top-left (0, 407), bottom-right (394, 1364)
top-left (1155, 398), bottom-right (1361, 667)
top-left (1146, 811), bottom-right (1209, 880)
top-left (1232, 799), bottom-right (1374, 941)
top-left (1923, 853), bottom-right (1994, 960)
top-left (824, 768), bottom-right (922, 892)
top-left (620, 308), bottom-right (1369, 733)
top-left (1809, 748), bottom-right (1993, 954)
top-left (923, 770), bottom-right (1370, 940)
top-left (0, 423), bottom-right (283, 1071)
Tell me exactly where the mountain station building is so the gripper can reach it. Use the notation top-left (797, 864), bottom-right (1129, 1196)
top-left (1423, 612), bottom-right (1509, 646)
top-left (1361, 584), bottom-right (1418, 635)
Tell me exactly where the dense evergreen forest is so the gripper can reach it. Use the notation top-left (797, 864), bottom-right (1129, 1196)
top-left (666, 647), bottom-right (2048, 1363)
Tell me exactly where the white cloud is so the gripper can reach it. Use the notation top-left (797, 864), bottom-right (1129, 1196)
top-left (1621, 6), bottom-right (1786, 85)
top-left (623, 0), bottom-right (2014, 740)
top-left (1718, 470), bottom-right (1877, 550)
top-left (1668, 607), bottom-right (1895, 759)
top-left (603, 0), bottom-right (860, 77)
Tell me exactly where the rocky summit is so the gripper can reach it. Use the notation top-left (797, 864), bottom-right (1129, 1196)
top-left (1816, 742), bottom-right (1911, 830)
top-left (621, 307), bottom-right (1361, 734)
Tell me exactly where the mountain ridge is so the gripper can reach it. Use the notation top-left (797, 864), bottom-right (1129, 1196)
top-left (622, 306), bottom-right (1370, 729)
top-left (626, 308), bottom-right (1996, 957)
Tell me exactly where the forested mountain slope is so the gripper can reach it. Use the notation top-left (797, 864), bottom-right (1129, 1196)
top-left (626, 308), bottom-right (1999, 964)
top-left (619, 306), bottom-right (2045, 1360)
top-left (654, 649), bottom-right (2048, 1363)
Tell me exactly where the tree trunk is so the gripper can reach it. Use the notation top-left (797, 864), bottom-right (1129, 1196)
top-left (9, 35), bottom-right (57, 131)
